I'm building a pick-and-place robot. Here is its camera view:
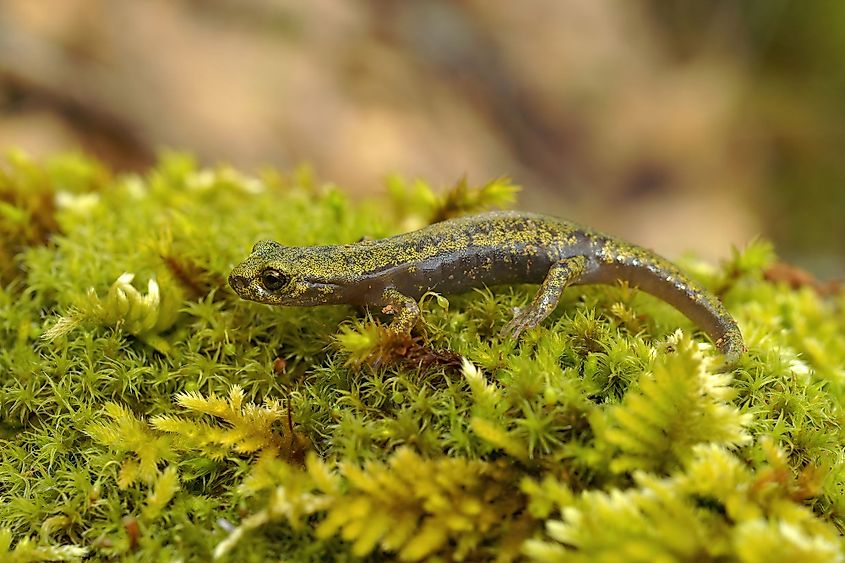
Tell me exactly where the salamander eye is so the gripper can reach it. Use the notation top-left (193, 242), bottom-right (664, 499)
top-left (260, 269), bottom-right (289, 291)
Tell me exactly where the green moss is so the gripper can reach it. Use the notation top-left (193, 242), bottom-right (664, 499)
top-left (0, 151), bottom-right (843, 561)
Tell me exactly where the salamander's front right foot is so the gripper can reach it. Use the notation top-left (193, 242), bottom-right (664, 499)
top-left (381, 287), bottom-right (420, 333)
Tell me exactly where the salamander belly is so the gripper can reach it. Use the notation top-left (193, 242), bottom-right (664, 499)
top-left (382, 245), bottom-right (554, 299)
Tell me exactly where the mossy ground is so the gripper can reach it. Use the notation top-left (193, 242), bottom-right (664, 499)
top-left (0, 152), bottom-right (843, 561)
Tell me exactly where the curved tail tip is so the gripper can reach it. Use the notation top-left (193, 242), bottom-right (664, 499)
top-left (716, 329), bottom-right (745, 367)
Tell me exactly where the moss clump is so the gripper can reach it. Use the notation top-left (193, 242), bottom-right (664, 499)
top-left (0, 152), bottom-right (842, 561)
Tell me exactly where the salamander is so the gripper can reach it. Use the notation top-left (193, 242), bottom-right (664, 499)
top-left (228, 211), bottom-right (744, 364)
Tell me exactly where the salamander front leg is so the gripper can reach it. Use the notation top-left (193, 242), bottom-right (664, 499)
top-left (381, 287), bottom-right (421, 333)
top-left (501, 256), bottom-right (587, 339)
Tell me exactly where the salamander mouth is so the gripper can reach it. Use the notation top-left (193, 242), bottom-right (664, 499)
top-left (228, 272), bottom-right (273, 303)
top-left (228, 272), bottom-right (249, 294)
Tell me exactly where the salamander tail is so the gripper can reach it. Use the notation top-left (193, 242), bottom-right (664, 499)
top-left (715, 326), bottom-right (745, 367)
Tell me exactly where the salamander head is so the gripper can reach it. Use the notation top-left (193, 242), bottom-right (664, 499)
top-left (228, 240), bottom-right (345, 306)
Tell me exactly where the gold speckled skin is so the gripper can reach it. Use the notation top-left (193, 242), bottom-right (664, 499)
top-left (229, 211), bottom-right (744, 363)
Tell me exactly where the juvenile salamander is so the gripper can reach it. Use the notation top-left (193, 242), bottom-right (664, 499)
top-left (229, 211), bottom-right (744, 363)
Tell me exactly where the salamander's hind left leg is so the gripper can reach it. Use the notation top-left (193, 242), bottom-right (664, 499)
top-left (501, 256), bottom-right (587, 339)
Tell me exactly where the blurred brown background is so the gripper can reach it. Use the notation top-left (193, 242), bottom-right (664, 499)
top-left (1, 0), bottom-right (842, 275)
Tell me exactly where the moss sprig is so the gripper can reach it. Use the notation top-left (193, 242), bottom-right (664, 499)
top-left (218, 448), bottom-right (530, 561)
top-left (524, 442), bottom-right (842, 562)
top-left (599, 330), bottom-right (752, 474)
top-left (0, 528), bottom-right (87, 562)
top-left (151, 385), bottom-right (310, 464)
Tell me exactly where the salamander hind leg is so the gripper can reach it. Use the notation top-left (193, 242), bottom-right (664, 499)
top-left (501, 256), bottom-right (587, 340)
top-left (381, 287), bottom-right (421, 334)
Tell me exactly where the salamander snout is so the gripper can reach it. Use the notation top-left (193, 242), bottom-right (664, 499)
top-left (228, 272), bottom-right (249, 294)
